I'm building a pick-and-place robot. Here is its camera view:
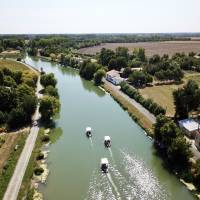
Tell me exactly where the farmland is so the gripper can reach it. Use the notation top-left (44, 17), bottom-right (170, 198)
top-left (139, 71), bottom-right (200, 116)
top-left (78, 41), bottom-right (200, 57)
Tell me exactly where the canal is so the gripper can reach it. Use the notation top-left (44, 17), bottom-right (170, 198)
top-left (25, 56), bottom-right (195, 200)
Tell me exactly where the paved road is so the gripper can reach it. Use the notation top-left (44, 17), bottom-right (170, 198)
top-left (3, 68), bottom-right (42, 200)
top-left (104, 79), bottom-right (156, 124)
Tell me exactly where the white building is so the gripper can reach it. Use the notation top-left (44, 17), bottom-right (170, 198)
top-left (106, 70), bottom-right (124, 85)
top-left (179, 119), bottom-right (200, 138)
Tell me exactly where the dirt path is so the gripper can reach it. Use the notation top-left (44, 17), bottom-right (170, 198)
top-left (3, 67), bottom-right (42, 200)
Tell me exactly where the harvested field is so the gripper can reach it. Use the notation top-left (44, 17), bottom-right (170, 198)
top-left (78, 41), bottom-right (200, 57)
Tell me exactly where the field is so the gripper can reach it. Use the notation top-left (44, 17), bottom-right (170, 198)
top-left (139, 71), bottom-right (200, 117)
top-left (0, 131), bottom-right (28, 199)
top-left (78, 41), bottom-right (200, 57)
top-left (0, 60), bottom-right (30, 72)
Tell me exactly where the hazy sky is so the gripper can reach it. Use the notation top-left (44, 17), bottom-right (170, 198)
top-left (1, 0), bottom-right (200, 34)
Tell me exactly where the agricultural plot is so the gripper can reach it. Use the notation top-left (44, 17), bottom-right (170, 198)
top-left (78, 41), bottom-right (200, 57)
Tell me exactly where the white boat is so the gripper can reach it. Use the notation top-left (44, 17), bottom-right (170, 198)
top-left (100, 158), bottom-right (109, 173)
top-left (104, 136), bottom-right (111, 147)
top-left (85, 127), bottom-right (92, 137)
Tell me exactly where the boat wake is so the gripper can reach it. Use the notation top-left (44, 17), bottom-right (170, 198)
top-left (86, 150), bottom-right (169, 200)
top-left (89, 138), bottom-right (93, 148)
top-left (85, 169), bottom-right (117, 200)
top-left (121, 150), bottom-right (169, 200)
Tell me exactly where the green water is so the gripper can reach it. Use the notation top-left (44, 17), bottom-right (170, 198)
top-left (25, 56), bottom-right (195, 200)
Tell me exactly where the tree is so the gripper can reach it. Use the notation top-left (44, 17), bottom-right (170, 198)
top-left (99, 48), bottom-right (115, 66)
top-left (133, 48), bottom-right (146, 62)
top-left (116, 47), bottom-right (129, 60)
top-left (94, 69), bottom-right (106, 85)
top-left (128, 71), bottom-right (153, 87)
top-left (168, 136), bottom-right (191, 164)
top-left (80, 61), bottom-right (101, 80)
top-left (40, 73), bottom-right (57, 88)
top-left (3, 76), bottom-right (17, 87)
top-left (173, 80), bottom-right (200, 118)
top-left (149, 54), bottom-right (161, 64)
top-left (7, 108), bottom-right (26, 129)
top-left (16, 84), bottom-right (34, 100)
top-left (39, 96), bottom-right (60, 121)
top-left (20, 95), bottom-right (37, 117)
top-left (45, 85), bottom-right (59, 97)
top-left (0, 86), bottom-right (16, 112)
top-left (122, 67), bottom-right (132, 78)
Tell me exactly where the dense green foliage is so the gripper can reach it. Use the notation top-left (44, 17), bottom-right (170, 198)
top-left (40, 73), bottom-right (57, 88)
top-left (0, 68), bottom-right (37, 129)
top-left (80, 61), bottom-right (102, 80)
top-left (120, 81), bottom-right (166, 115)
top-left (173, 80), bottom-right (200, 118)
top-left (94, 69), bottom-right (106, 85)
top-left (128, 71), bottom-right (153, 87)
top-left (154, 115), bottom-right (191, 171)
top-left (39, 72), bottom-right (60, 121)
top-left (39, 96), bottom-right (60, 121)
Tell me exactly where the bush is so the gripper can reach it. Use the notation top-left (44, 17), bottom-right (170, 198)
top-left (34, 167), bottom-right (44, 176)
top-left (36, 152), bottom-right (44, 160)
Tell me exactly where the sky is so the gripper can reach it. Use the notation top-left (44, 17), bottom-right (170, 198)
top-left (0, 0), bottom-right (200, 34)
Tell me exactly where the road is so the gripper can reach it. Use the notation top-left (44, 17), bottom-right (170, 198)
top-left (104, 79), bottom-right (156, 124)
top-left (3, 67), bottom-right (42, 200)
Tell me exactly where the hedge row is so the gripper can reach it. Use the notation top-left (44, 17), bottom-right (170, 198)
top-left (120, 81), bottom-right (166, 116)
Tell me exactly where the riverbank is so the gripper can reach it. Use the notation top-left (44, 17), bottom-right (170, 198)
top-left (102, 82), bottom-right (154, 137)
top-left (17, 128), bottom-right (50, 200)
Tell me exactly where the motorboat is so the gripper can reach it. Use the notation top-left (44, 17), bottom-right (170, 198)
top-left (104, 136), bottom-right (111, 147)
top-left (100, 158), bottom-right (109, 173)
top-left (86, 127), bottom-right (92, 137)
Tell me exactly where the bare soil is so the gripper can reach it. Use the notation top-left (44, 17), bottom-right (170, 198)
top-left (78, 41), bottom-right (200, 57)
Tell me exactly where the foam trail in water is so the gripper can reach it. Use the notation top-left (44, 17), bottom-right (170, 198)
top-left (109, 165), bottom-right (137, 199)
top-left (107, 173), bottom-right (121, 200)
top-left (89, 138), bottom-right (93, 148)
top-left (85, 169), bottom-right (117, 200)
top-left (120, 150), bottom-right (169, 200)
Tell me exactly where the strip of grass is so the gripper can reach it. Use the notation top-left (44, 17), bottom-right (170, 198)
top-left (17, 128), bottom-right (45, 200)
top-left (103, 84), bottom-right (154, 136)
top-left (0, 131), bottom-right (28, 200)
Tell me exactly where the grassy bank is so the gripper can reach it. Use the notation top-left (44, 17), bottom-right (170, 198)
top-left (103, 83), bottom-right (154, 136)
top-left (17, 127), bottom-right (62, 200)
top-left (0, 131), bottom-right (28, 200)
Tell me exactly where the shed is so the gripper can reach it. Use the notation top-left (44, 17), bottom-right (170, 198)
top-left (178, 119), bottom-right (200, 138)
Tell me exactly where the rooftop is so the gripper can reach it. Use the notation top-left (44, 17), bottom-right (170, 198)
top-left (179, 119), bottom-right (200, 132)
top-left (106, 70), bottom-right (120, 78)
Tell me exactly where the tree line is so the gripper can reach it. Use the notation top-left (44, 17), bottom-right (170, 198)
top-left (39, 73), bottom-right (60, 122)
top-left (0, 68), bottom-right (38, 129)
top-left (120, 81), bottom-right (166, 116)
